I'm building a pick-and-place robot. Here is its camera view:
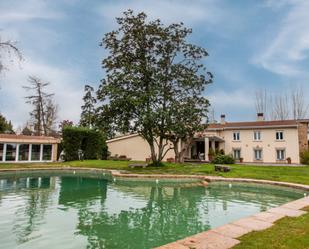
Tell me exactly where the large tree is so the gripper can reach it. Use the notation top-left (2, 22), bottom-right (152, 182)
top-left (97, 10), bottom-right (213, 165)
top-left (80, 84), bottom-right (97, 128)
top-left (23, 76), bottom-right (57, 136)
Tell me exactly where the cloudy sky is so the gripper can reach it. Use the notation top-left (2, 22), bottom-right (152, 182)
top-left (1, 0), bottom-right (309, 128)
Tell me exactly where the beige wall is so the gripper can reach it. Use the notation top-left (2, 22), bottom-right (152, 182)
top-left (209, 128), bottom-right (300, 164)
top-left (107, 135), bottom-right (176, 161)
top-left (108, 126), bottom-right (305, 164)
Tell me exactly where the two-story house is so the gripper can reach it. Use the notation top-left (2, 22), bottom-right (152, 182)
top-left (106, 113), bottom-right (309, 164)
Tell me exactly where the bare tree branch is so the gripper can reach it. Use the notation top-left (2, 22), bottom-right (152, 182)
top-left (0, 36), bottom-right (23, 73)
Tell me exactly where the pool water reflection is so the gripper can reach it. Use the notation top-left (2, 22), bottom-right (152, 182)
top-left (0, 175), bottom-right (306, 249)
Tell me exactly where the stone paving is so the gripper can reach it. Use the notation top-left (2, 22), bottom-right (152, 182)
top-left (155, 196), bottom-right (309, 249)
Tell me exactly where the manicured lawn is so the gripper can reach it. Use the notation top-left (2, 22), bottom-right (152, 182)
top-left (234, 207), bottom-right (309, 249)
top-left (1, 160), bottom-right (309, 185)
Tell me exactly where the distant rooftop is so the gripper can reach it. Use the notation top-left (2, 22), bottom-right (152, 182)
top-left (207, 119), bottom-right (309, 130)
top-left (0, 134), bottom-right (60, 143)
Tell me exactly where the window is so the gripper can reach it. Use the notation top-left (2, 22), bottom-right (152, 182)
top-left (276, 149), bottom-right (285, 160)
top-left (5, 144), bottom-right (17, 161)
top-left (233, 132), bottom-right (240, 141)
top-left (31, 144), bottom-right (41, 161)
top-left (254, 131), bottom-right (261, 141)
top-left (254, 149), bottom-right (262, 160)
top-left (19, 144), bottom-right (29, 161)
top-left (276, 131), bottom-right (284, 140)
top-left (43, 145), bottom-right (52, 161)
top-left (233, 149), bottom-right (241, 160)
top-left (0, 144), bottom-right (3, 161)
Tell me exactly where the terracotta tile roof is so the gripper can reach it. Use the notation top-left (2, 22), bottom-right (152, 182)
top-left (207, 119), bottom-right (309, 130)
top-left (0, 134), bottom-right (60, 142)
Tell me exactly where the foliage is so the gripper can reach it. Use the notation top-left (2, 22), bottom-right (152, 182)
top-left (0, 113), bottom-right (14, 133)
top-left (23, 75), bottom-right (57, 136)
top-left (59, 120), bottom-right (74, 130)
top-left (80, 84), bottom-right (97, 128)
top-left (21, 126), bottom-right (32, 135)
top-left (301, 150), bottom-right (309, 165)
top-left (62, 126), bottom-right (107, 161)
top-left (212, 154), bottom-right (235, 164)
top-left (97, 10), bottom-right (212, 166)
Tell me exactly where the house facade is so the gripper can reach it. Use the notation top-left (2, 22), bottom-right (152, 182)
top-left (107, 114), bottom-right (309, 164)
top-left (0, 134), bottom-right (60, 163)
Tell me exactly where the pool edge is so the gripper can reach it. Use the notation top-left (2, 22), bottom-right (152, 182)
top-left (0, 167), bottom-right (308, 249)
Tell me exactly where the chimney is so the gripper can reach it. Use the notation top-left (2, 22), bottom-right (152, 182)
top-left (220, 114), bottom-right (226, 124)
top-left (257, 113), bottom-right (264, 121)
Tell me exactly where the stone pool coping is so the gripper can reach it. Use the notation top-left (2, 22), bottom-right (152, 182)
top-left (1, 167), bottom-right (309, 249)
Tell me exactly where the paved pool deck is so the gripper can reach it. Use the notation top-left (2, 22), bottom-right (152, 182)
top-left (0, 167), bottom-right (309, 249)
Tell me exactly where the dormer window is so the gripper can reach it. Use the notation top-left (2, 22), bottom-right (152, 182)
top-left (276, 131), bottom-right (284, 141)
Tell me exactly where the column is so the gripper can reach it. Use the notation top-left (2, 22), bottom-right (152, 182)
top-left (15, 144), bottom-right (19, 162)
top-left (211, 140), bottom-right (216, 151)
top-left (40, 144), bottom-right (43, 161)
top-left (204, 137), bottom-right (209, 161)
top-left (3, 144), bottom-right (7, 162)
top-left (28, 144), bottom-right (32, 162)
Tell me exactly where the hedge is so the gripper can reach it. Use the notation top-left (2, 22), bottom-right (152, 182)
top-left (62, 126), bottom-right (108, 161)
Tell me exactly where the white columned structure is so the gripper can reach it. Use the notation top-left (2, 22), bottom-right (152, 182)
top-left (204, 137), bottom-right (209, 161)
top-left (29, 144), bottom-right (32, 161)
top-left (3, 144), bottom-right (7, 162)
top-left (15, 144), bottom-right (20, 162)
top-left (40, 144), bottom-right (43, 161)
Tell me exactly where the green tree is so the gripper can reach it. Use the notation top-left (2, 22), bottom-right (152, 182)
top-left (0, 113), bottom-right (14, 133)
top-left (167, 98), bottom-right (209, 163)
top-left (21, 126), bottom-right (32, 135)
top-left (80, 85), bottom-right (97, 128)
top-left (97, 10), bottom-right (213, 165)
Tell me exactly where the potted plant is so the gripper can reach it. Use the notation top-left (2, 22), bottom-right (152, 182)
top-left (239, 157), bottom-right (244, 163)
top-left (287, 157), bottom-right (292, 164)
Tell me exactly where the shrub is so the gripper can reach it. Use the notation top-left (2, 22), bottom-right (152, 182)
top-left (212, 154), bottom-right (235, 164)
top-left (62, 126), bottom-right (108, 161)
top-left (301, 150), bottom-right (309, 165)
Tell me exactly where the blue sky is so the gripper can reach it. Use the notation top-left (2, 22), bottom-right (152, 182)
top-left (1, 0), bottom-right (309, 128)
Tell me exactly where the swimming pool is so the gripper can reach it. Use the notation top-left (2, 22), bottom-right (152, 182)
top-left (0, 171), bottom-right (307, 249)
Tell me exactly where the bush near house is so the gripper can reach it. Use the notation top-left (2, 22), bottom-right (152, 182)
top-left (62, 126), bottom-right (108, 161)
top-left (212, 154), bottom-right (235, 164)
top-left (301, 150), bottom-right (309, 165)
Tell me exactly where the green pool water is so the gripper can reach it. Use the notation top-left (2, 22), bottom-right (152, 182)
top-left (0, 172), bottom-right (307, 249)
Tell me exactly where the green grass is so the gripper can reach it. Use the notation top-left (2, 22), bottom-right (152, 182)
top-left (1, 160), bottom-right (309, 185)
top-left (234, 207), bottom-right (309, 249)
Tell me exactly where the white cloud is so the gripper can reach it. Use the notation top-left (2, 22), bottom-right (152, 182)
top-left (252, 0), bottom-right (309, 76)
top-left (0, 57), bottom-right (83, 129)
top-left (98, 0), bottom-right (225, 27)
top-left (0, 0), bottom-right (64, 23)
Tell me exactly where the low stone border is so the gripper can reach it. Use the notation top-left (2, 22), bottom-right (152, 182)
top-left (1, 167), bottom-right (309, 249)
top-left (155, 197), bottom-right (309, 249)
